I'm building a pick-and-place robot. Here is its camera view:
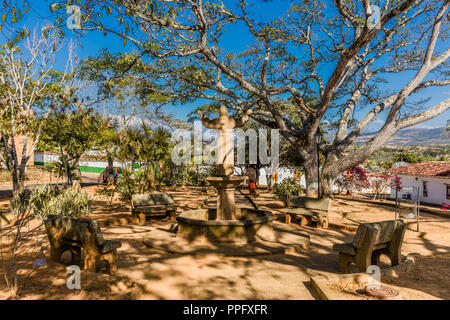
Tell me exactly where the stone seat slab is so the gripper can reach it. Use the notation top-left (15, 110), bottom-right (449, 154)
top-left (133, 204), bottom-right (177, 213)
top-left (131, 193), bottom-right (178, 225)
top-left (284, 196), bottom-right (331, 228)
top-left (100, 239), bottom-right (122, 254)
top-left (283, 207), bottom-right (328, 217)
top-left (333, 243), bottom-right (356, 256)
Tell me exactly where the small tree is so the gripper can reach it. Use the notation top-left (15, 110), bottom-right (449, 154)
top-left (370, 173), bottom-right (392, 200)
top-left (104, 124), bottom-right (173, 202)
top-left (392, 175), bottom-right (403, 192)
top-left (273, 177), bottom-right (304, 207)
top-left (0, 28), bottom-right (77, 193)
top-left (4, 184), bottom-right (91, 296)
top-left (335, 166), bottom-right (371, 196)
top-left (38, 108), bottom-right (117, 184)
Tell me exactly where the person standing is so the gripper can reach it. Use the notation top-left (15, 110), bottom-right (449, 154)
top-left (246, 165), bottom-right (257, 195)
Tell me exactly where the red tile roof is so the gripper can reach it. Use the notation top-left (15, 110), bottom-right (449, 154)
top-left (388, 161), bottom-right (450, 177)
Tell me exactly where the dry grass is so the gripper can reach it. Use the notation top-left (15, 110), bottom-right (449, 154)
top-left (0, 166), bottom-right (65, 186)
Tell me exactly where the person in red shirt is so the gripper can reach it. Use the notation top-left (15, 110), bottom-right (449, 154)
top-left (246, 166), bottom-right (257, 194)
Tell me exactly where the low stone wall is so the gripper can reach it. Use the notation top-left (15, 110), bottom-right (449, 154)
top-left (310, 254), bottom-right (417, 300)
top-left (176, 208), bottom-right (274, 244)
top-left (335, 195), bottom-right (449, 219)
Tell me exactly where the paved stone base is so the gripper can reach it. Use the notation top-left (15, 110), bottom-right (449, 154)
top-left (143, 221), bottom-right (310, 256)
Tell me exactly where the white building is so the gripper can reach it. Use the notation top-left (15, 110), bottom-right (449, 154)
top-left (388, 161), bottom-right (450, 205)
top-left (34, 151), bottom-right (126, 173)
top-left (233, 166), bottom-right (305, 187)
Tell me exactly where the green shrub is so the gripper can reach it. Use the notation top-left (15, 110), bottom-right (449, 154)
top-left (19, 184), bottom-right (92, 219)
top-left (115, 169), bottom-right (136, 201)
top-left (49, 188), bottom-right (91, 218)
top-left (273, 177), bottom-right (304, 207)
top-left (114, 168), bottom-right (152, 201)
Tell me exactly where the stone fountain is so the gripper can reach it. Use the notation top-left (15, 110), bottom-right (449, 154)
top-left (143, 106), bottom-right (310, 255)
top-left (176, 106), bottom-right (275, 244)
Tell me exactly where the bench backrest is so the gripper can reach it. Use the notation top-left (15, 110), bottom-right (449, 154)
top-left (290, 196), bottom-right (331, 212)
top-left (353, 220), bottom-right (405, 248)
top-left (44, 215), bottom-right (104, 246)
top-left (131, 193), bottom-right (175, 207)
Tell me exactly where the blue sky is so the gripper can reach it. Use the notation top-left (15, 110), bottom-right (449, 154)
top-left (3, 0), bottom-right (449, 132)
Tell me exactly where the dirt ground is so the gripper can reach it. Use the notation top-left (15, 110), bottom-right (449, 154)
top-left (328, 254), bottom-right (450, 300)
top-left (0, 186), bottom-right (449, 300)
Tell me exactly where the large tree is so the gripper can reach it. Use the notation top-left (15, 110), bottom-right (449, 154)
top-left (50, 0), bottom-right (449, 197)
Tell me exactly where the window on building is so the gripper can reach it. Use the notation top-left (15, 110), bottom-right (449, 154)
top-left (423, 181), bottom-right (428, 198)
top-left (447, 185), bottom-right (450, 200)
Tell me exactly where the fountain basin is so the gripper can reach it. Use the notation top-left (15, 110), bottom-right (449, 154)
top-left (205, 176), bottom-right (247, 188)
top-left (176, 208), bottom-right (275, 244)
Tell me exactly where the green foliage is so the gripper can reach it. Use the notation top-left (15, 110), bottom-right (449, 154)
top-left (114, 168), bottom-right (149, 202)
top-left (379, 160), bottom-right (394, 170)
top-left (10, 189), bottom-right (30, 216)
top-left (0, 209), bottom-right (8, 224)
top-left (160, 164), bottom-right (215, 187)
top-left (368, 145), bottom-right (450, 166)
top-left (0, 1), bottom-right (31, 39)
top-left (116, 125), bottom-right (172, 188)
top-left (10, 184), bottom-right (91, 220)
top-left (393, 152), bottom-right (421, 164)
top-left (47, 188), bottom-right (91, 218)
top-left (38, 108), bottom-right (118, 183)
top-left (273, 177), bottom-right (304, 207)
top-left (28, 184), bottom-right (61, 218)
top-left (98, 124), bottom-right (174, 203)
top-left (38, 108), bottom-right (116, 153)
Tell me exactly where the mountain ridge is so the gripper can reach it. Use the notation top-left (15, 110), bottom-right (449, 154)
top-left (326, 127), bottom-right (449, 146)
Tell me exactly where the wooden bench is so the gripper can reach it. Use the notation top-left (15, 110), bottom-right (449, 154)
top-left (131, 193), bottom-right (177, 225)
top-left (283, 196), bottom-right (331, 228)
top-left (44, 215), bottom-right (122, 274)
top-left (333, 220), bottom-right (406, 273)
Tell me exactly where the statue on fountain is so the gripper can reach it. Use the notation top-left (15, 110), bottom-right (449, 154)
top-left (197, 105), bottom-right (252, 176)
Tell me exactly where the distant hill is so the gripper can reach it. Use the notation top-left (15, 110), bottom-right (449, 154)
top-left (325, 127), bottom-right (449, 146)
top-left (356, 127), bottom-right (448, 146)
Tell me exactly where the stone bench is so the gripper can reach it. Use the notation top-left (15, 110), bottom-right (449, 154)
top-left (283, 196), bottom-right (331, 228)
top-left (333, 220), bottom-right (406, 273)
top-left (131, 193), bottom-right (177, 225)
top-left (44, 215), bottom-right (122, 274)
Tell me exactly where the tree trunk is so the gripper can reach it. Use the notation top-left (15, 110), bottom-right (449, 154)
top-left (17, 162), bottom-right (27, 193)
top-left (303, 152), bottom-right (318, 197)
top-left (107, 155), bottom-right (114, 170)
top-left (320, 155), bottom-right (340, 199)
top-left (12, 169), bottom-right (20, 193)
top-left (320, 171), bottom-right (336, 199)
